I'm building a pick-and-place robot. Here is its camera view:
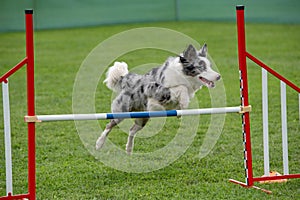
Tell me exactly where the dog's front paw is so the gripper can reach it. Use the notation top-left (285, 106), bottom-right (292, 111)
top-left (158, 89), bottom-right (171, 104)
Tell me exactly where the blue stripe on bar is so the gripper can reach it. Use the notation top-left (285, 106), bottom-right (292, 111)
top-left (106, 110), bottom-right (177, 119)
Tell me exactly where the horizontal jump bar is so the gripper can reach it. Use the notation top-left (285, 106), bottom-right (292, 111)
top-left (24, 106), bottom-right (251, 122)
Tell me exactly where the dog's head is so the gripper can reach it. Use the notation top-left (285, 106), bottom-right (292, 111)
top-left (180, 44), bottom-right (221, 88)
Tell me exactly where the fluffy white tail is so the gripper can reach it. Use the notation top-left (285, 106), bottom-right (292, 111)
top-left (103, 61), bottom-right (128, 92)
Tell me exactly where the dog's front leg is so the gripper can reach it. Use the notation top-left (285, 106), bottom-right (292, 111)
top-left (147, 98), bottom-right (165, 111)
top-left (180, 96), bottom-right (190, 110)
top-left (170, 86), bottom-right (190, 110)
top-left (177, 86), bottom-right (190, 110)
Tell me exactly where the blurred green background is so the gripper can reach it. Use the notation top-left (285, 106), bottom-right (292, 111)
top-left (1, 0), bottom-right (300, 32)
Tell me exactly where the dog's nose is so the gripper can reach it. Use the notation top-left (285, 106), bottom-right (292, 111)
top-left (216, 74), bottom-right (221, 81)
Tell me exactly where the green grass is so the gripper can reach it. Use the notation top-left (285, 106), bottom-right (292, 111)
top-left (0, 21), bottom-right (300, 199)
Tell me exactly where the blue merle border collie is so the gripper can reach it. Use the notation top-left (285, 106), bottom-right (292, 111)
top-left (96, 44), bottom-right (221, 155)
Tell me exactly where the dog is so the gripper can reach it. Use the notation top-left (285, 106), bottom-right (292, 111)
top-left (95, 44), bottom-right (221, 155)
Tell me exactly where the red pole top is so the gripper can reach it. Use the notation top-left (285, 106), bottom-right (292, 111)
top-left (236, 5), bottom-right (245, 10)
top-left (25, 9), bottom-right (33, 14)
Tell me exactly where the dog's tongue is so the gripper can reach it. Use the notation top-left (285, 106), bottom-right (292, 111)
top-left (199, 77), bottom-right (215, 88)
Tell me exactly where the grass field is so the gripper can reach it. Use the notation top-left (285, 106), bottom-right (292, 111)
top-left (0, 21), bottom-right (299, 199)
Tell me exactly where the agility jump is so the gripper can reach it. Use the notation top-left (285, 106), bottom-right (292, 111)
top-left (0, 10), bottom-right (35, 200)
top-left (0, 6), bottom-right (299, 199)
top-left (229, 5), bottom-right (300, 194)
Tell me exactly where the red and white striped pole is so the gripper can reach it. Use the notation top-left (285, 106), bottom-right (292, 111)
top-left (25, 9), bottom-right (36, 200)
top-left (235, 5), bottom-right (254, 187)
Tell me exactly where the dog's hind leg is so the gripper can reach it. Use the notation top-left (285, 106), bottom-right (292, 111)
top-left (96, 93), bottom-right (129, 150)
top-left (95, 119), bottom-right (123, 150)
top-left (126, 118), bottom-right (149, 155)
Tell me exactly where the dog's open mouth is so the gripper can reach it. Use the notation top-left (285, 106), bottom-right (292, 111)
top-left (199, 77), bottom-right (215, 88)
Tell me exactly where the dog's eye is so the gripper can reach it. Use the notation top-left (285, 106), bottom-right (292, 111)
top-left (187, 65), bottom-right (198, 74)
top-left (199, 61), bottom-right (206, 67)
top-left (187, 65), bottom-right (194, 70)
top-left (183, 65), bottom-right (198, 76)
top-left (198, 61), bottom-right (206, 70)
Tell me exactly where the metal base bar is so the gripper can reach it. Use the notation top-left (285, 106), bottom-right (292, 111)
top-left (229, 179), bottom-right (272, 194)
top-left (253, 174), bottom-right (300, 182)
top-left (0, 193), bottom-right (30, 200)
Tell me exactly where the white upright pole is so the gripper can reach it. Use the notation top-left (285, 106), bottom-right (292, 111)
top-left (2, 81), bottom-right (13, 195)
top-left (262, 69), bottom-right (270, 176)
top-left (281, 81), bottom-right (289, 175)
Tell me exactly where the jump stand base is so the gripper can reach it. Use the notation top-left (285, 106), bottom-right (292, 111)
top-left (229, 179), bottom-right (272, 194)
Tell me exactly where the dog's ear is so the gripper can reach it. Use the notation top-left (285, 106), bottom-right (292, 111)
top-left (183, 44), bottom-right (198, 61)
top-left (199, 43), bottom-right (208, 57)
